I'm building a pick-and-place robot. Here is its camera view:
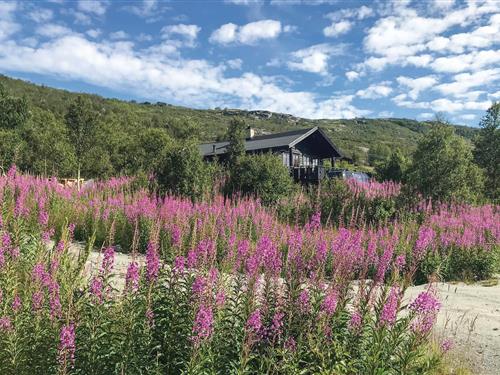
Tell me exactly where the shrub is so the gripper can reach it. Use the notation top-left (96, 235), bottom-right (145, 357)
top-left (156, 140), bottom-right (217, 201)
top-left (226, 153), bottom-right (294, 205)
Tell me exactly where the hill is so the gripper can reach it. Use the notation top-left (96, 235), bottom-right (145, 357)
top-left (0, 74), bottom-right (478, 176)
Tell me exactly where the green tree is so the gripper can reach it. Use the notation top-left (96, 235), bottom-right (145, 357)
top-left (225, 118), bottom-right (246, 167)
top-left (20, 108), bottom-right (75, 176)
top-left (368, 143), bottom-right (391, 166)
top-left (65, 96), bottom-right (99, 185)
top-left (406, 124), bottom-right (484, 203)
top-left (474, 102), bottom-right (500, 200)
top-left (375, 149), bottom-right (408, 182)
top-left (0, 83), bottom-right (30, 130)
top-left (156, 140), bottom-right (215, 201)
top-left (226, 153), bottom-right (294, 205)
top-left (0, 130), bottom-right (24, 172)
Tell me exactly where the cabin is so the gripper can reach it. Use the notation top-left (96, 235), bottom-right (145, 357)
top-left (199, 127), bottom-right (343, 183)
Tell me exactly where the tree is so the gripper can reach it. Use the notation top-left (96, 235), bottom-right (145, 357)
top-left (225, 118), bottom-right (246, 167)
top-left (65, 96), bottom-right (99, 186)
top-left (0, 83), bottom-right (30, 130)
top-left (368, 144), bottom-right (391, 166)
top-left (20, 108), bottom-right (75, 176)
top-left (226, 153), bottom-right (294, 205)
top-left (406, 124), bottom-right (484, 203)
top-left (474, 102), bottom-right (500, 200)
top-left (375, 149), bottom-right (408, 182)
top-left (155, 140), bottom-right (215, 201)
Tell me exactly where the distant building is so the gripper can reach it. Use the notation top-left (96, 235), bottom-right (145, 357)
top-left (199, 126), bottom-right (343, 183)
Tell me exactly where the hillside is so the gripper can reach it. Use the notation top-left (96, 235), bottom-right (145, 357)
top-left (0, 75), bottom-right (477, 159)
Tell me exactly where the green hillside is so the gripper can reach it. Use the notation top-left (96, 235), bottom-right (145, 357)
top-left (0, 74), bottom-right (478, 176)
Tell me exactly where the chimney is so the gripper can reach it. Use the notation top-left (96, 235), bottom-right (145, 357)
top-left (247, 126), bottom-right (255, 139)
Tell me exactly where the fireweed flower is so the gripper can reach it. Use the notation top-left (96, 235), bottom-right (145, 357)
top-left (90, 276), bottom-right (104, 302)
top-left (192, 304), bottom-right (214, 345)
top-left (32, 291), bottom-right (44, 311)
top-left (0, 316), bottom-right (12, 332)
top-left (349, 310), bottom-right (362, 332)
top-left (298, 289), bottom-right (311, 313)
top-left (215, 290), bottom-right (226, 308)
top-left (440, 338), bottom-right (453, 353)
top-left (173, 256), bottom-right (186, 274)
top-left (11, 294), bottom-right (22, 313)
top-left (192, 275), bottom-right (206, 297)
top-left (321, 290), bottom-right (338, 316)
top-left (101, 246), bottom-right (115, 275)
top-left (59, 323), bottom-right (76, 367)
top-left (125, 261), bottom-right (140, 292)
top-left (146, 241), bottom-right (160, 282)
top-left (414, 226), bottom-right (435, 260)
top-left (246, 309), bottom-right (262, 336)
top-left (394, 254), bottom-right (406, 271)
top-left (49, 281), bottom-right (62, 319)
top-left (379, 286), bottom-right (401, 327)
top-left (409, 290), bottom-right (441, 334)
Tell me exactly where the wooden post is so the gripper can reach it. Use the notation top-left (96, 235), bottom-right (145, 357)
top-left (289, 148), bottom-right (293, 168)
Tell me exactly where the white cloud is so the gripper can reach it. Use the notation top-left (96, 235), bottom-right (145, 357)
top-left (360, 2), bottom-right (500, 72)
top-left (432, 0), bottom-right (455, 11)
top-left (124, 0), bottom-right (160, 18)
top-left (458, 113), bottom-right (476, 121)
top-left (161, 24), bottom-right (201, 44)
top-left (325, 5), bottom-right (373, 22)
top-left (226, 58), bottom-right (243, 69)
top-left (323, 20), bottom-right (352, 37)
top-left (28, 8), bottom-right (54, 23)
top-left (356, 82), bottom-right (393, 99)
top-left (430, 49), bottom-right (500, 73)
top-left (210, 20), bottom-right (282, 45)
top-left (418, 112), bottom-right (434, 119)
top-left (378, 110), bottom-right (393, 118)
top-left (224, 0), bottom-right (264, 4)
top-left (345, 70), bottom-right (360, 81)
top-left (109, 31), bottom-right (128, 40)
top-left (86, 29), bottom-right (101, 38)
top-left (396, 75), bottom-right (438, 100)
top-left (0, 34), bottom-right (368, 119)
top-left (287, 43), bottom-right (345, 75)
top-left (0, 1), bottom-right (19, 41)
top-left (36, 24), bottom-right (73, 38)
top-left (435, 68), bottom-right (500, 96)
top-left (78, 0), bottom-right (108, 16)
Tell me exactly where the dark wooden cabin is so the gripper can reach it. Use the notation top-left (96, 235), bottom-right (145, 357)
top-left (199, 127), bottom-right (343, 183)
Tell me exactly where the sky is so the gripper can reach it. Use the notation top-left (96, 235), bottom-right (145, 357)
top-left (0, 0), bottom-right (499, 126)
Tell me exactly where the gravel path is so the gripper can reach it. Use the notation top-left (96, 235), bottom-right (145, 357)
top-left (405, 281), bottom-right (500, 375)
top-left (74, 244), bottom-right (500, 375)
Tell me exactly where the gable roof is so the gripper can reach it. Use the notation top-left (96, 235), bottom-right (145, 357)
top-left (199, 127), bottom-right (342, 158)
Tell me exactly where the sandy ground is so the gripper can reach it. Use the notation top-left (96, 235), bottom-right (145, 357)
top-left (405, 281), bottom-right (500, 375)
top-left (73, 243), bottom-right (500, 375)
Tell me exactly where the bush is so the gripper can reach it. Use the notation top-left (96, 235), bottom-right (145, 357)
top-left (156, 140), bottom-right (218, 201)
top-left (226, 153), bottom-right (294, 205)
top-left (407, 124), bottom-right (484, 203)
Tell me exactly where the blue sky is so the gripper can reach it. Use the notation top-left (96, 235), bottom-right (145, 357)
top-left (0, 0), bottom-right (499, 126)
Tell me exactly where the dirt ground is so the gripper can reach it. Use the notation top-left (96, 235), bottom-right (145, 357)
top-left (405, 281), bottom-right (500, 375)
top-left (76, 244), bottom-right (500, 375)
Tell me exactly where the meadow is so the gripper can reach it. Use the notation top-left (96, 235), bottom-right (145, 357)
top-left (0, 166), bottom-right (498, 374)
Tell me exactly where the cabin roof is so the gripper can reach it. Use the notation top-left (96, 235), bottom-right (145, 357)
top-left (199, 127), bottom-right (342, 158)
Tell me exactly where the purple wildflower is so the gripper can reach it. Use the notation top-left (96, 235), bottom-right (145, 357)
top-left (440, 339), bottom-right (453, 353)
top-left (246, 309), bottom-right (263, 336)
top-left (173, 255), bottom-right (186, 274)
top-left (125, 261), bottom-right (140, 292)
top-left (349, 310), bottom-right (362, 331)
top-left (32, 291), bottom-right (44, 311)
top-left (11, 294), bottom-right (22, 313)
top-left (59, 323), bottom-right (76, 367)
top-left (321, 290), bottom-right (338, 316)
top-left (409, 290), bottom-right (441, 334)
top-left (90, 277), bottom-right (103, 302)
top-left (0, 316), bottom-right (12, 332)
top-left (146, 241), bottom-right (160, 282)
top-left (192, 304), bottom-right (214, 345)
top-left (379, 286), bottom-right (401, 327)
top-left (101, 246), bottom-right (115, 275)
top-left (298, 289), bottom-right (311, 313)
